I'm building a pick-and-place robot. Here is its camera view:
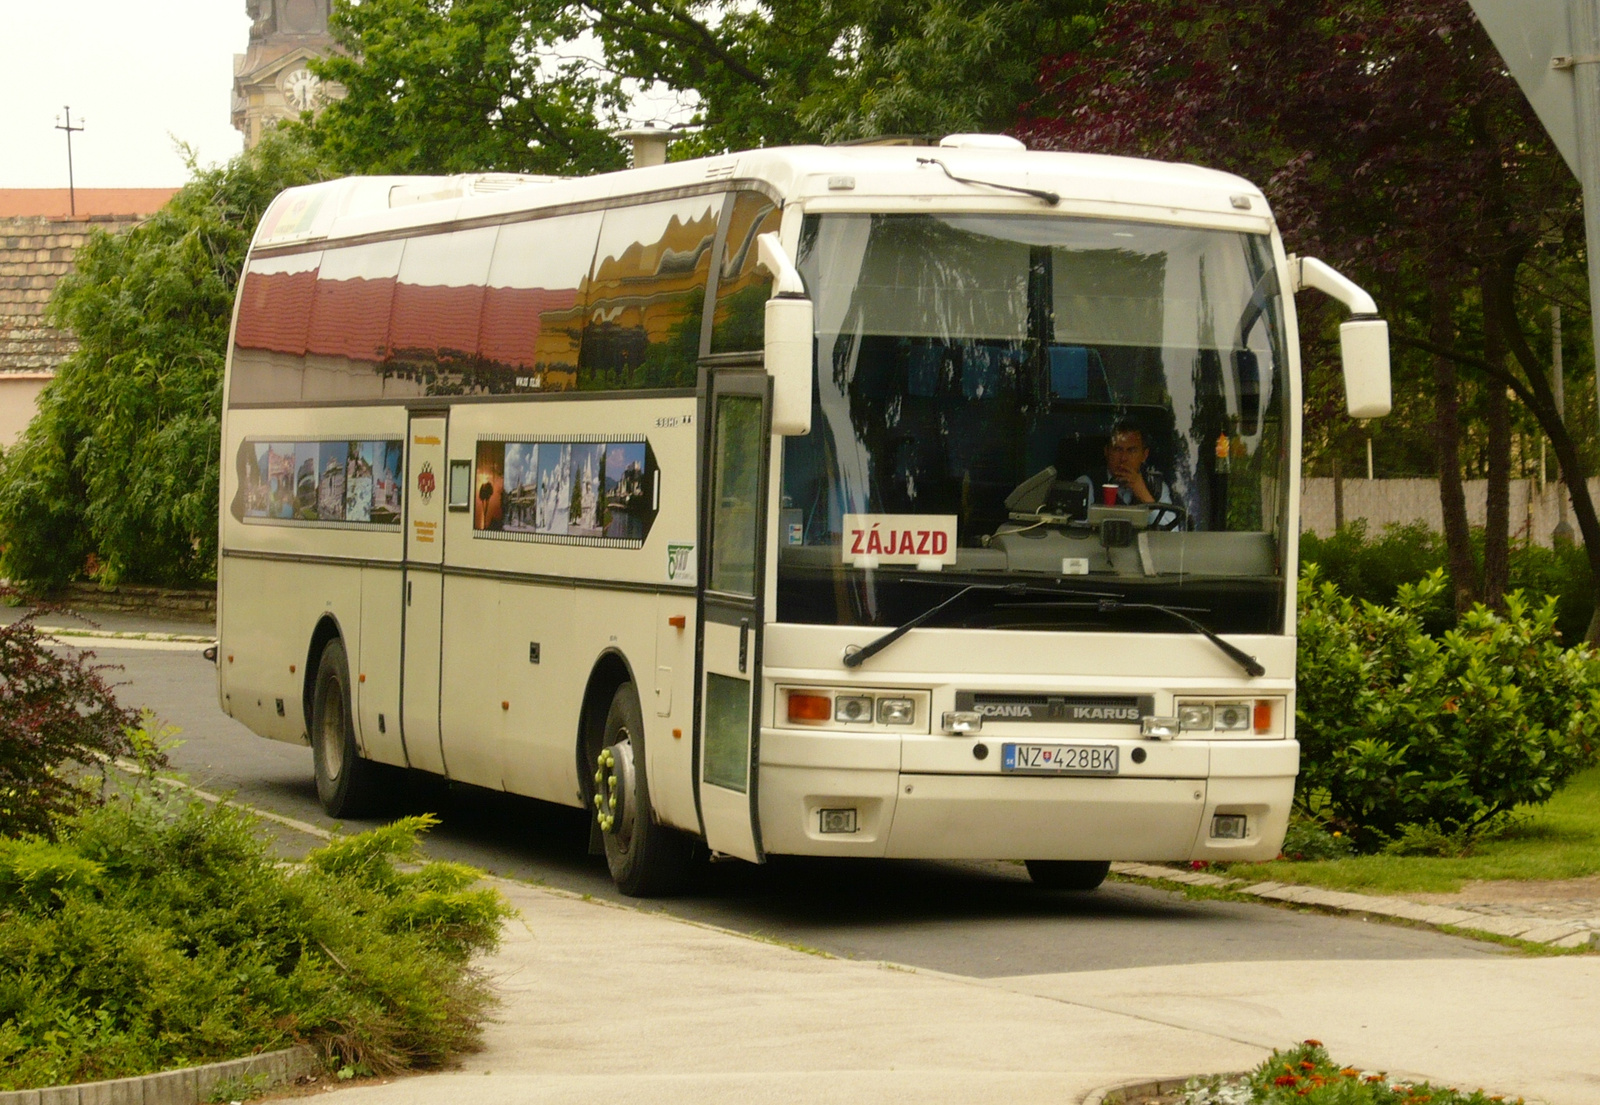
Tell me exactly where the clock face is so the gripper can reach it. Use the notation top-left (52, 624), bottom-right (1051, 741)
top-left (283, 68), bottom-right (321, 112)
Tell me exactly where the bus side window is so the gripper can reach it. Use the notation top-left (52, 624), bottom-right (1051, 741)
top-left (230, 250), bottom-right (320, 405)
top-left (480, 211), bottom-right (603, 394)
top-left (387, 226), bottom-right (496, 397)
top-left (304, 239), bottom-right (405, 401)
top-left (710, 192), bottom-right (780, 355)
top-left (582, 196), bottom-right (719, 391)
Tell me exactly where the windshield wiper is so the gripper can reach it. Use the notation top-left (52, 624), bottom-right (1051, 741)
top-left (916, 157), bottom-right (1061, 206)
top-left (997, 596), bottom-right (1265, 677)
top-left (842, 579), bottom-right (1119, 668)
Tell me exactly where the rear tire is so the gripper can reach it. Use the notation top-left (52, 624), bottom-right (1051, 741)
top-left (310, 638), bottom-right (388, 819)
top-left (1025, 859), bottom-right (1111, 891)
top-left (589, 681), bottom-right (694, 897)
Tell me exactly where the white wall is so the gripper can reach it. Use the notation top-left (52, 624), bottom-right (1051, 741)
top-left (1299, 477), bottom-right (1600, 548)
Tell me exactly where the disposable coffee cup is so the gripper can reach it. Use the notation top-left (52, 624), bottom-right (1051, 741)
top-left (1100, 484), bottom-right (1119, 506)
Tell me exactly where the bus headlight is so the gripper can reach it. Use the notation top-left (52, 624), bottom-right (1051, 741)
top-left (877, 697), bottom-right (915, 725)
top-left (1175, 697), bottom-right (1285, 737)
top-left (835, 695), bottom-right (874, 723)
top-left (1177, 703), bottom-right (1213, 731)
top-left (1214, 702), bottom-right (1251, 731)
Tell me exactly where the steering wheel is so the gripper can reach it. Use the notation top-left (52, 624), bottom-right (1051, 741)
top-left (1142, 502), bottom-right (1188, 530)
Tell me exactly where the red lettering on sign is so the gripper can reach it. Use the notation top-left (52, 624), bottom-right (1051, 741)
top-left (932, 532), bottom-right (948, 555)
top-left (916, 531), bottom-right (930, 555)
top-left (898, 531), bottom-right (915, 555)
top-left (866, 529), bottom-right (883, 555)
top-left (850, 530), bottom-right (865, 554)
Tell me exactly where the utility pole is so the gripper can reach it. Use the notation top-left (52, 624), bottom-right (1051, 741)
top-left (1554, 305), bottom-right (1574, 544)
top-left (54, 106), bottom-right (84, 217)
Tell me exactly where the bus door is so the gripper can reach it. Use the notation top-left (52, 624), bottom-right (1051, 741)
top-left (696, 372), bottom-right (773, 862)
top-left (401, 412), bottom-right (448, 775)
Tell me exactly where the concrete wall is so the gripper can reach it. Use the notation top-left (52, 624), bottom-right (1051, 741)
top-left (1300, 477), bottom-right (1600, 548)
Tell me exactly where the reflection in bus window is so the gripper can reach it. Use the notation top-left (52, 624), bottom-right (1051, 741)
top-left (710, 192), bottom-right (780, 354)
top-left (231, 251), bottom-right (321, 405)
top-left (481, 213), bottom-right (602, 393)
top-left (582, 197), bottom-right (717, 390)
top-left (387, 226), bottom-right (496, 396)
top-left (304, 239), bottom-right (405, 401)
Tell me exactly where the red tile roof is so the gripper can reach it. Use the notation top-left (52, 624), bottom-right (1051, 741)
top-left (0, 188), bottom-right (178, 219)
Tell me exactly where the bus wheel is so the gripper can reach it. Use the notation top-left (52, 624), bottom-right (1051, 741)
top-left (1025, 859), bottom-right (1111, 891)
top-left (310, 638), bottom-right (384, 819)
top-left (592, 682), bottom-right (693, 897)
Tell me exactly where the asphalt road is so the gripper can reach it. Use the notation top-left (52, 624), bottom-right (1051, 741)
top-left (73, 636), bottom-right (1505, 979)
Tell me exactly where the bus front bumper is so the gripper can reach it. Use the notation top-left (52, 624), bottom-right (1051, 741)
top-left (755, 732), bottom-right (1295, 863)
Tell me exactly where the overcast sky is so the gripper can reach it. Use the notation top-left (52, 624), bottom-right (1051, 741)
top-left (0, 1), bottom-right (252, 189)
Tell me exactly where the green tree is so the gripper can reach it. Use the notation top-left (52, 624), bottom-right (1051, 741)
top-left (588, 0), bottom-right (1098, 152)
top-left (304, 0), bottom-right (628, 175)
top-left (0, 131), bottom-right (330, 589)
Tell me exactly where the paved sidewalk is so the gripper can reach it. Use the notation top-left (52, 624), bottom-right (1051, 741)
top-left (311, 878), bottom-right (1600, 1105)
top-left (1114, 863), bottom-right (1600, 949)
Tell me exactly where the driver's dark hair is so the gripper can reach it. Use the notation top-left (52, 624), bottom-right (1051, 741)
top-left (1108, 419), bottom-right (1146, 446)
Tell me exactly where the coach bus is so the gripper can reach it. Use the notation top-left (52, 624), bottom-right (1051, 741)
top-left (215, 134), bottom-right (1389, 896)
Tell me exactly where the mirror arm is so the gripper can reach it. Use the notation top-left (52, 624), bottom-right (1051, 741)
top-left (1288, 254), bottom-right (1379, 317)
top-left (756, 232), bottom-right (807, 297)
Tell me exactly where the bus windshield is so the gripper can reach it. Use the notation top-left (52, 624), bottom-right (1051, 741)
top-left (778, 212), bottom-right (1291, 635)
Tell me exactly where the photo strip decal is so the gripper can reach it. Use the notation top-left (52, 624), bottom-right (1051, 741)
top-left (235, 438), bottom-right (404, 528)
top-left (474, 434), bottom-right (658, 548)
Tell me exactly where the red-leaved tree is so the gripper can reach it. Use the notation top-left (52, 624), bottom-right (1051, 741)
top-left (1021, 0), bottom-right (1596, 633)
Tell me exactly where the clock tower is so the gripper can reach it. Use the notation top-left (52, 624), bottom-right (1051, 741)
top-left (231, 0), bottom-right (344, 148)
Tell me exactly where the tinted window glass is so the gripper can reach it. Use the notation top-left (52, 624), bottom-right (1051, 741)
top-left (710, 192), bottom-right (780, 354)
top-left (230, 251), bottom-right (320, 404)
top-left (582, 197), bottom-right (717, 390)
top-left (304, 240), bottom-right (405, 401)
top-left (387, 226), bottom-right (496, 396)
top-left (480, 212), bottom-right (601, 393)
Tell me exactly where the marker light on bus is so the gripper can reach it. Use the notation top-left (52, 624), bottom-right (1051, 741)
top-left (1175, 697), bottom-right (1284, 736)
top-left (787, 693), bottom-right (833, 723)
top-left (1253, 699), bottom-right (1274, 735)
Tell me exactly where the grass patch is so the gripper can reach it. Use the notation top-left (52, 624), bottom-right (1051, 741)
top-left (1181, 1040), bottom-right (1517, 1105)
top-left (1222, 765), bottom-right (1600, 895)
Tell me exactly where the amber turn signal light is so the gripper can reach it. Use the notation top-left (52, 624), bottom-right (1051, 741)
top-left (1254, 699), bottom-right (1273, 734)
top-left (787, 692), bottom-right (832, 723)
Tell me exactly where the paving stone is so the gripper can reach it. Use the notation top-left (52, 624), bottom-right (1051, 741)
top-left (1457, 915), bottom-right (1540, 939)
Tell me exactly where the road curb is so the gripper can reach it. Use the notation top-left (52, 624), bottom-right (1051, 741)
top-left (1111, 862), bottom-right (1600, 949)
top-left (0, 1046), bottom-right (316, 1105)
top-left (1082, 1072), bottom-right (1247, 1105)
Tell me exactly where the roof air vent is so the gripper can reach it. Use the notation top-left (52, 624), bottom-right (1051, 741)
top-left (938, 134), bottom-right (1026, 151)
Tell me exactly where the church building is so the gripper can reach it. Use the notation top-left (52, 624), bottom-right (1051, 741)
top-left (232, 0), bottom-right (344, 148)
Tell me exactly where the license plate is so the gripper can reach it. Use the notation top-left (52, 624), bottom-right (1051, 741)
top-left (1001, 743), bottom-right (1119, 775)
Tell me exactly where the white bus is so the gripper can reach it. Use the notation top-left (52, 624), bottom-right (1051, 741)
top-left (216, 135), bottom-right (1389, 896)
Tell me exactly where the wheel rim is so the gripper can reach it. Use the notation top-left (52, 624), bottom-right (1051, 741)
top-left (592, 732), bottom-right (637, 846)
top-left (318, 680), bottom-right (345, 783)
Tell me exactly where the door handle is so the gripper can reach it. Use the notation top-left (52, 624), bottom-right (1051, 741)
top-left (407, 580), bottom-right (412, 607)
top-left (738, 618), bottom-right (749, 674)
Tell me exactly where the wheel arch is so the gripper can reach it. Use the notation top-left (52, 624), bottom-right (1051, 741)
top-left (575, 648), bottom-right (639, 800)
top-left (303, 614), bottom-right (345, 738)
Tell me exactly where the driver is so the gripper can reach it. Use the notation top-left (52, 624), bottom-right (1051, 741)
top-left (1077, 422), bottom-right (1181, 529)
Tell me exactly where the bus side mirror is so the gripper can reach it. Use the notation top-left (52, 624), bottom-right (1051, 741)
top-left (1291, 255), bottom-right (1392, 419)
top-left (756, 232), bottom-right (813, 437)
top-left (1340, 318), bottom-right (1390, 419)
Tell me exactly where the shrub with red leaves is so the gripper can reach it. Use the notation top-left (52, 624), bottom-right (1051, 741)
top-left (0, 613), bottom-right (158, 837)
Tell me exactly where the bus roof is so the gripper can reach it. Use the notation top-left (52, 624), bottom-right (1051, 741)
top-left (252, 138), bottom-right (1273, 252)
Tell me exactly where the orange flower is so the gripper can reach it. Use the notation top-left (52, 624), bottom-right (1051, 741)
top-left (1301, 1062), bottom-right (1317, 1071)
top-left (1274, 1075), bottom-right (1300, 1086)
top-left (1304, 1039), bottom-right (1323, 1047)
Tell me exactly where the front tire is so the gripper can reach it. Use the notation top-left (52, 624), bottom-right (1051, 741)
top-left (310, 638), bottom-right (386, 819)
top-left (590, 682), bottom-right (694, 897)
top-left (1026, 859), bottom-right (1111, 891)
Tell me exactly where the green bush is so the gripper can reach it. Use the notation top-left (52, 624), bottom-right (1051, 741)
top-left (1296, 566), bottom-right (1600, 851)
top-left (1301, 521), bottom-right (1595, 643)
top-left (0, 794), bottom-right (508, 1090)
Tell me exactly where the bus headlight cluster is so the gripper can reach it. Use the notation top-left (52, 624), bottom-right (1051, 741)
top-left (1175, 697), bottom-right (1283, 736)
top-left (780, 687), bottom-right (927, 731)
